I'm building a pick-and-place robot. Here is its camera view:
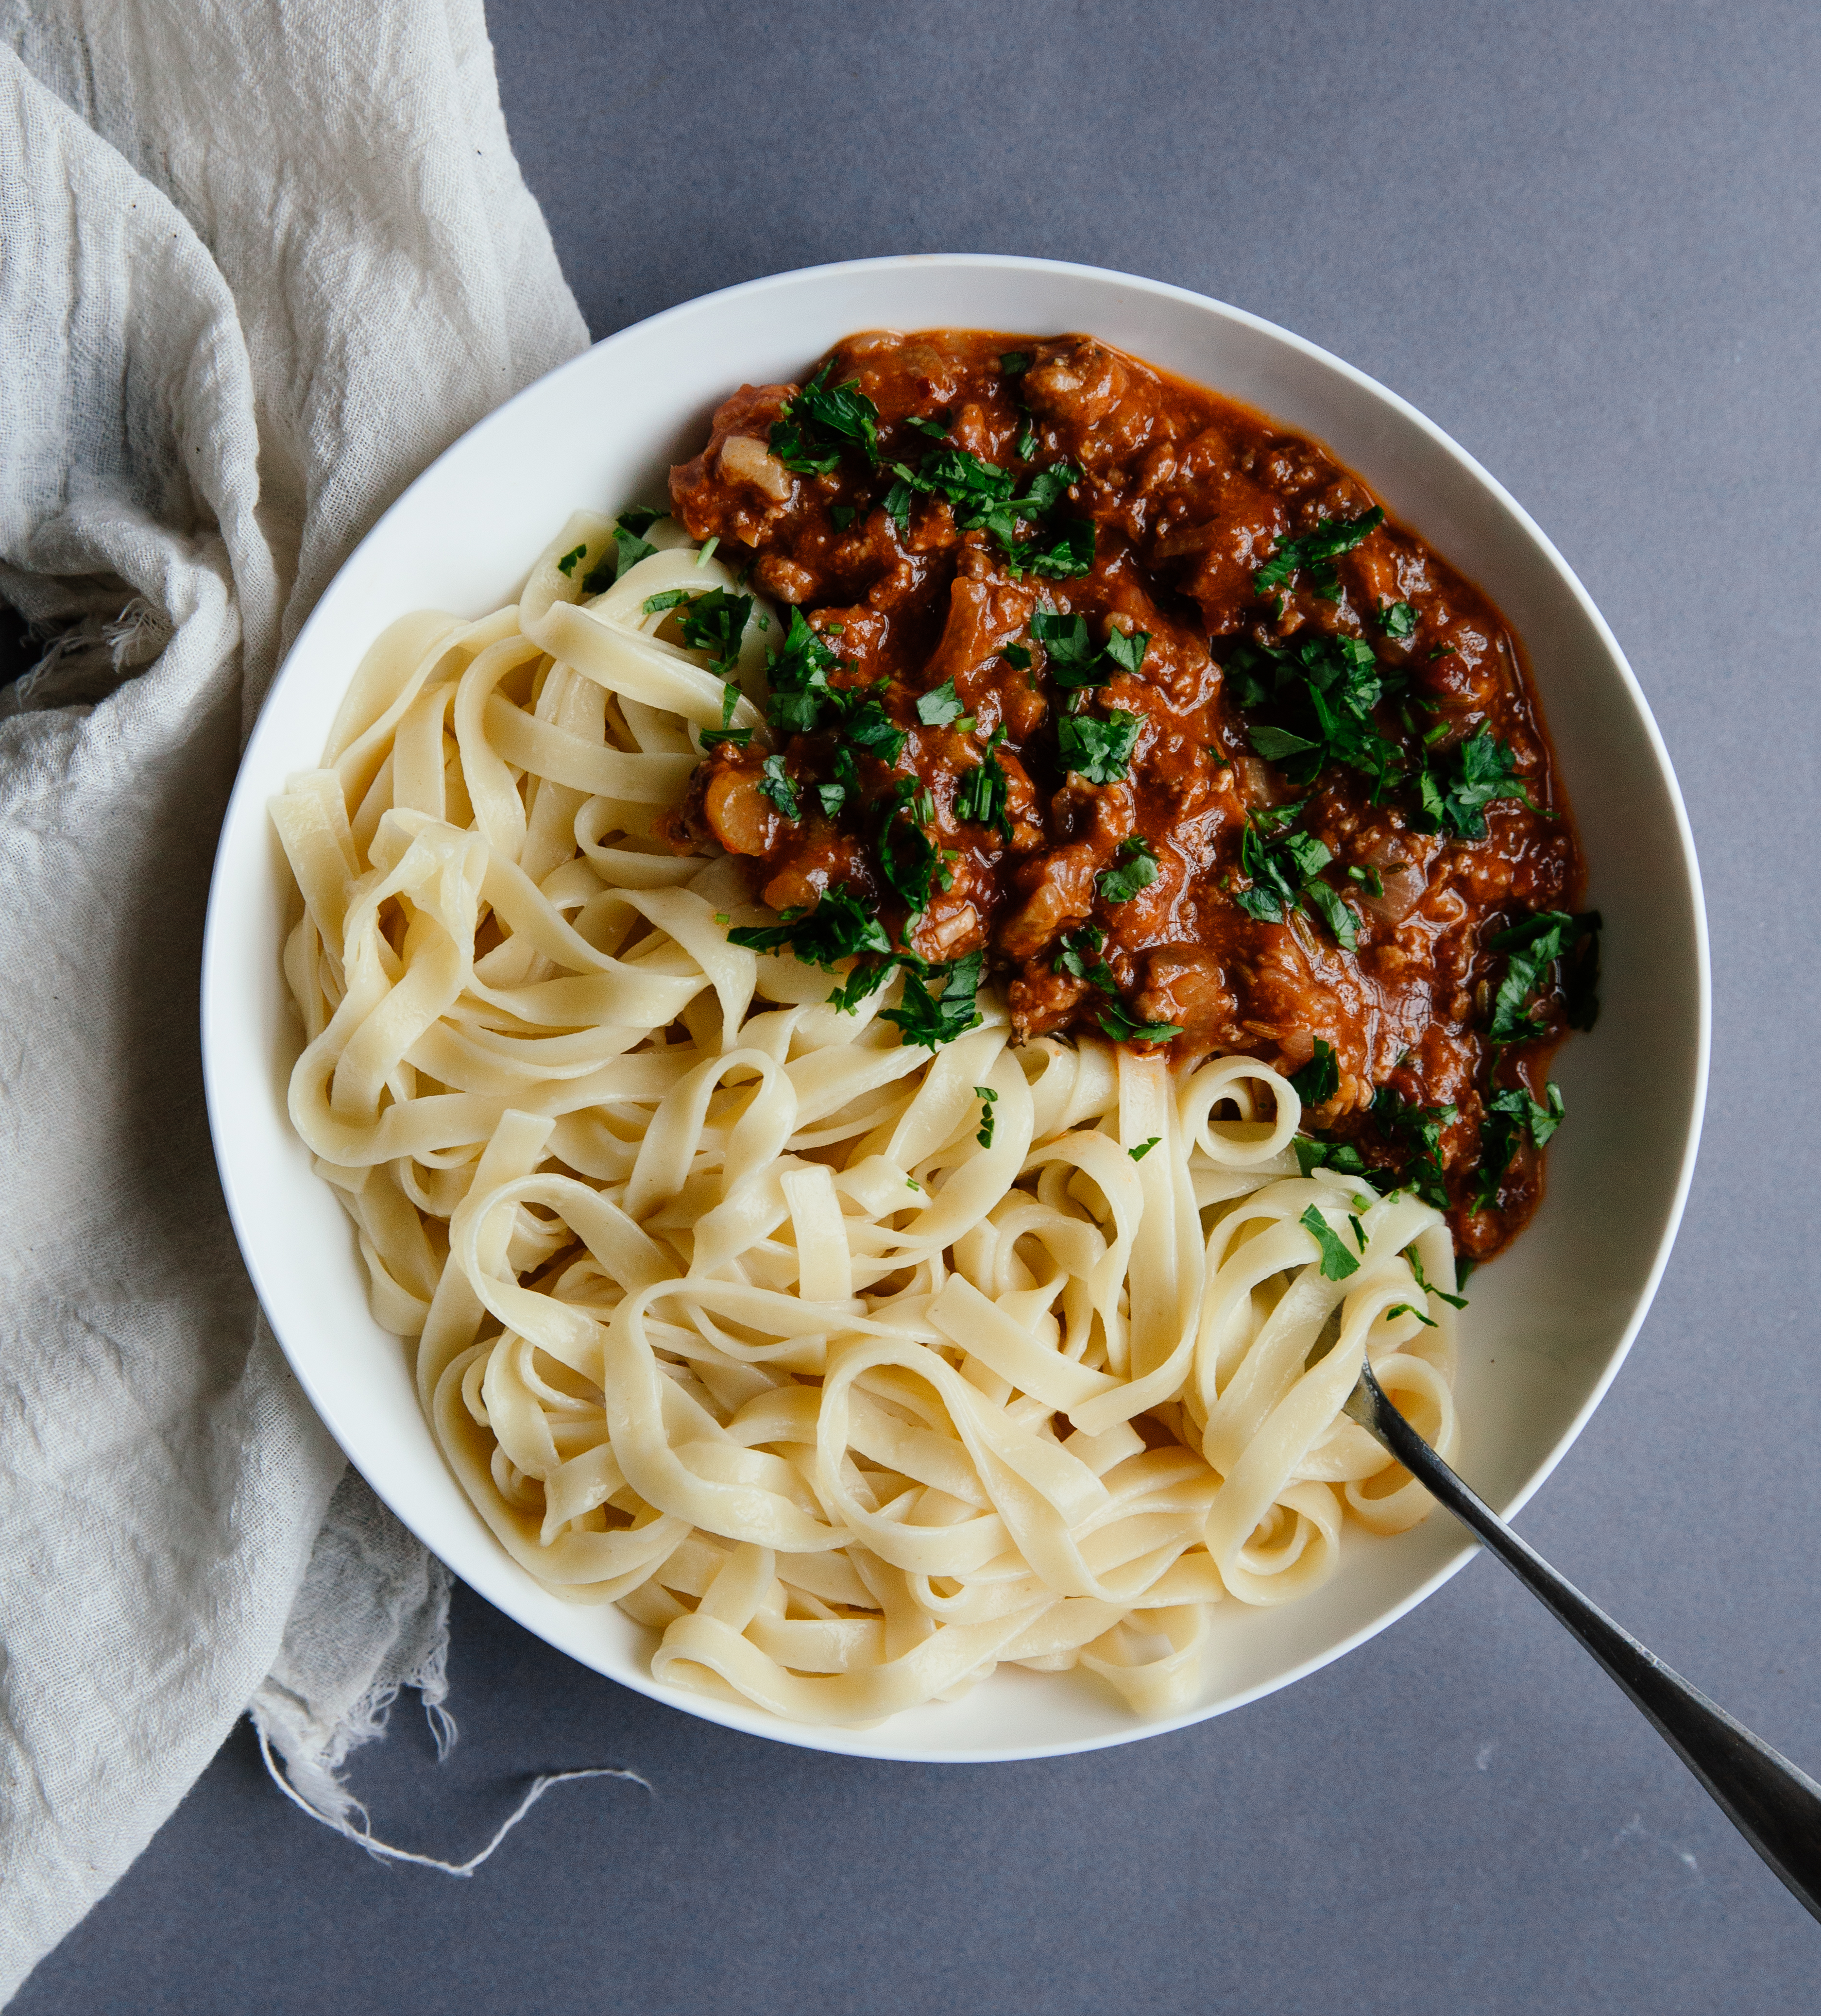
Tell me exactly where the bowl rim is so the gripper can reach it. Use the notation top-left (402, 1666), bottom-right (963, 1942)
top-left (202, 252), bottom-right (1712, 1762)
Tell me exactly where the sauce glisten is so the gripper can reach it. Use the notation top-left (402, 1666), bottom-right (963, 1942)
top-left (660, 330), bottom-right (1587, 1259)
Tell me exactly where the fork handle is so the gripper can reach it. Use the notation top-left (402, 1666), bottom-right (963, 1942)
top-left (1355, 1364), bottom-right (1821, 1922)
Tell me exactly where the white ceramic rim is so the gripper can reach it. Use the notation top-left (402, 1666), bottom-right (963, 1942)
top-left (202, 254), bottom-right (1711, 1763)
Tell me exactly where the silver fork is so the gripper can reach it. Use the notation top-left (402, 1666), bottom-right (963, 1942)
top-left (1345, 1357), bottom-right (1821, 1921)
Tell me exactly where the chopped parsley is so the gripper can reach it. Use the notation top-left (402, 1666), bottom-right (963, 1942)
top-left (768, 361), bottom-right (881, 472)
top-left (673, 586), bottom-right (752, 677)
top-left (557, 543), bottom-right (587, 577)
top-left (1003, 643), bottom-right (1032, 672)
top-left (1017, 419), bottom-right (1039, 462)
top-left (1379, 600), bottom-right (1417, 639)
top-left (1290, 1037), bottom-right (1339, 1106)
top-left (581, 507), bottom-right (666, 593)
top-left (831, 504), bottom-right (856, 531)
top-left (759, 754), bottom-right (800, 821)
top-left (1233, 633), bottom-right (1404, 799)
top-left (975, 1084), bottom-right (999, 1148)
top-left (727, 883), bottom-right (891, 968)
top-left (1233, 812), bottom-right (1359, 949)
top-left (1299, 1204), bottom-right (1361, 1281)
top-left (1407, 1247), bottom-right (1468, 1309)
top-left (887, 445), bottom-right (1094, 578)
top-left (999, 351), bottom-right (1031, 375)
top-left (1373, 1088), bottom-right (1457, 1210)
top-left (1473, 1081), bottom-right (1566, 1209)
top-left (763, 609), bottom-right (843, 733)
top-left (1486, 908), bottom-right (1581, 1044)
top-left (882, 949), bottom-right (984, 1050)
top-left (1413, 726), bottom-right (1540, 840)
top-left (1293, 1135), bottom-right (1369, 1179)
top-left (1128, 1136), bottom-right (1161, 1162)
top-left (879, 782), bottom-right (942, 914)
top-left (1385, 1301), bottom-right (1440, 1330)
top-left (1253, 506), bottom-right (1386, 601)
top-left (1058, 709), bottom-right (1141, 784)
top-left (916, 678), bottom-right (974, 729)
top-left (1096, 836), bottom-right (1158, 904)
top-left (844, 695), bottom-right (908, 766)
top-left (698, 680), bottom-right (751, 752)
top-left (1053, 926), bottom-right (1181, 1045)
top-left (953, 725), bottom-right (1013, 840)
top-left (1031, 612), bottom-right (1148, 697)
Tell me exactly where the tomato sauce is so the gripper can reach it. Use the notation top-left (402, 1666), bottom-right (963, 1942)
top-left (660, 330), bottom-right (1591, 1259)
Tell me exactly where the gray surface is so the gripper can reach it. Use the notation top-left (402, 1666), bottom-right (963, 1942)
top-left (21, 1), bottom-right (1821, 2008)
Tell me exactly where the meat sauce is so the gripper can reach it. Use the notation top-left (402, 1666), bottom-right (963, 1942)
top-left (660, 330), bottom-right (1592, 1260)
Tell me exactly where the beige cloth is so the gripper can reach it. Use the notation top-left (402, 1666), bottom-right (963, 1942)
top-left (0, 2), bottom-right (587, 1997)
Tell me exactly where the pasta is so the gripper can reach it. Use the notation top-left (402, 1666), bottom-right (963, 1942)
top-left (272, 512), bottom-right (1467, 1726)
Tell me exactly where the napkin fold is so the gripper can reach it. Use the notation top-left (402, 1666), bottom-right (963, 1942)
top-left (0, 2), bottom-right (588, 1996)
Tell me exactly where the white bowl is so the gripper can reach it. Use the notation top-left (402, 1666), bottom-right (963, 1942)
top-left (201, 255), bottom-right (1709, 1763)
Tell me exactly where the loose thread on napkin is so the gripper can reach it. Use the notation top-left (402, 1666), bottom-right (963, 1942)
top-left (254, 1726), bottom-right (653, 1878)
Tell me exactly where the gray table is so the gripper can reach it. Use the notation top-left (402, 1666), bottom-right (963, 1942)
top-left (22, 2), bottom-right (1821, 2008)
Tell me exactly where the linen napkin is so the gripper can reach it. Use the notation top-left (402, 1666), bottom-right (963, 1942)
top-left (0, 0), bottom-right (588, 1997)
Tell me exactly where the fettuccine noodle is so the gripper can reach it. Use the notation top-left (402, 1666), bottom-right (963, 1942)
top-left (272, 513), bottom-right (1465, 1726)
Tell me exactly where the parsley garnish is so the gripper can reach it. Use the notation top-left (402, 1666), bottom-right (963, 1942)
top-left (887, 447), bottom-right (1093, 578)
top-left (1096, 836), bottom-right (1158, 904)
top-left (768, 361), bottom-right (881, 473)
top-left (1003, 643), bottom-right (1032, 672)
top-left (1385, 1301), bottom-right (1439, 1330)
top-left (1486, 911), bottom-right (1607, 1046)
top-left (1017, 420), bottom-right (1039, 461)
top-left (1373, 1089), bottom-right (1457, 1209)
top-left (953, 725), bottom-right (1013, 840)
top-left (759, 754), bottom-right (800, 821)
top-left (727, 883), bottom-right (892, 968)
top-left (1413, 726), bottom-right (1539, 840)
top-left (1290, 1037), bottom-right (1339, 1106)
top-left (975, 1084), bottom-right (999, 1148)
top-left (999, 351), bottom-right (1031, 375)
top-left (1293, 1135), bottom-right (1369, 1179)
top-left (1486, 909), bottom-right (1577, 1043)
top-left (1234, 633), bottom-right (1404, 798)
top-left (1253, 507), bottom-right (1386, 601)
top-left (581, 508), bottom-right (666, 593)
top-left (916, 678), bottom-right (973, 729)
top-left (831, 504), bottom-right (856, 531)
top-left (1299, 1204), bottom-right (1361, 1281)
top-left (643, 589), bottom-right (689, 614)
top-left (880, 783), bottom-right (941, 914)
top-left (557, 544), bottom-right (587, 577)
top-left (673, 586), bottom-right (752, 678)
top-left (1057, 709), bottom-right (1141, 784)
top-left (845, 695), bottom-right (908, 766)
top-left (1379, 600), bottom-right (1417, 639)
top-left (1407, 1247), bottom-right (1468, 1309)
top-left (698, 679), bottom-right (751, 752)
top-left (1233, 813), bottom-right (1359, 949)
top-left (763, 609), bottom-right (843, 733)
top-left (882, 949), bottom-right (985, 1050)
top-left (1053, 926), bottom-right (1181, 1045)
top-left (1473, 1080), bottom-right (1566, 1209)
top-left (1128, 1136), bottom-right (1161, 1161)
top-left (1300, 877), bottom-right (1361, 952)
top-left (1031, 612), bottom-right (1148, 698)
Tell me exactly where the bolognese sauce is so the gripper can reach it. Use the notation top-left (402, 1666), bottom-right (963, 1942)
top-left (655, 330), bottom-right (1595, 1260)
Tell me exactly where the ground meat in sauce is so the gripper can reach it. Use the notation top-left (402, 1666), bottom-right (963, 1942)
top-left (661, 329), bottom-right (1590, 1261)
